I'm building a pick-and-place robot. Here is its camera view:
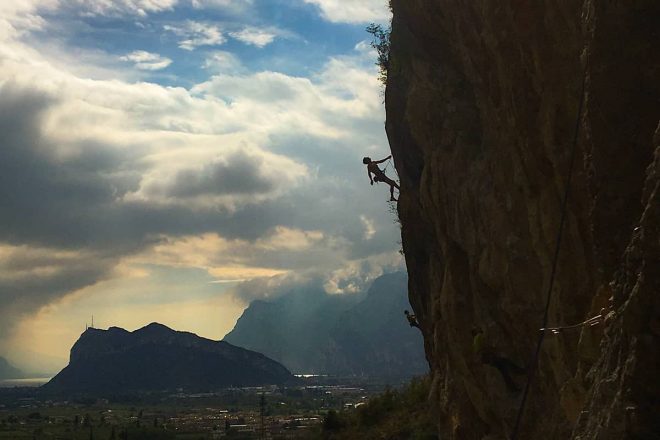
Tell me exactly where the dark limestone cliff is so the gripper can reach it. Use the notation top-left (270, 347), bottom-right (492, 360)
top-left (385, 1), bottom-right (659, 439)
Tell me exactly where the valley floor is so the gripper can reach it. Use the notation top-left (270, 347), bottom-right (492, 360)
top-left (0, 376), bottom-right (421, 439)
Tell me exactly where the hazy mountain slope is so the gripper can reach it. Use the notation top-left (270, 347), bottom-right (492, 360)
top-left (43, 323), bottom-right (296, 394)
top-left (225, 286), bottom-right (361, 374)
top-left (0, 356), bottom-right (23, 380)
top-left (325, 273), bottom-right (426, 376)
top-left (224, 272), bottom-right (427, 377)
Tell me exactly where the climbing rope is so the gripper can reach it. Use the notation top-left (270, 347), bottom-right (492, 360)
top-left (385, 157), bottom-right (402, 185)
top-left (510, 71), bottom-right (588, 440)
top-left (541, 314), bottom-right (603, 334)
top-left (382, 157), bottom-right (394, 174)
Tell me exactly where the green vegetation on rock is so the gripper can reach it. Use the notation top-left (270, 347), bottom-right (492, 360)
top-left (317, 376), bottom-right (437, 440)
top-left (366, 23), bottom-right (391, 86)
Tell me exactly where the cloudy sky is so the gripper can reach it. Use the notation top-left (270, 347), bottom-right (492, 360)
top-left (0, 0), bottom-right (400, 374)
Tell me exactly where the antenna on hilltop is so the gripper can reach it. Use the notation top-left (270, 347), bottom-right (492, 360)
top-left (91, 315), bottom-right (94, 329)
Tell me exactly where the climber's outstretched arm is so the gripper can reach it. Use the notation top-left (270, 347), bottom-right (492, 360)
top-left (375, 155), bottom-right (391, 164)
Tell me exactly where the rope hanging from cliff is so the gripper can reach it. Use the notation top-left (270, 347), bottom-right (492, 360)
top-left (382, 157), bottom-right (394, 174)
top-left (510, 71), bottom-right (588, 440)
top-left (541, 313), bottom-right (603, 334)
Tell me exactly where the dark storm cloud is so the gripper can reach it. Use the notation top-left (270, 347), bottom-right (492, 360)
top-left (0, 84), bottom-right (137, 336)
top-left (81, 200), bottom-right (273, 246)
top-left (0, 246), bottom-right (116, 337)
top-left (164, 151), bottom-right (276, 198)
top-left (0, 84), bottom-right (141, 248)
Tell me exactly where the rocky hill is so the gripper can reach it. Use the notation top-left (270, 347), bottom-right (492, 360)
top-left (224, 272), bottom-right (428, 378)
top-left (386, 1), bottom-right (659, 439)
top-left (43, 323), bottom-right (296, 394)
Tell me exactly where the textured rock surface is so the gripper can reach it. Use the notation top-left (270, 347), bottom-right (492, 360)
top-left (385, 1), bottom-right (659, 438)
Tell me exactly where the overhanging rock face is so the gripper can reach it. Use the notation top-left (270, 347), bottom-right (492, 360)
top-left (385, 1), bottom-right (659, 438)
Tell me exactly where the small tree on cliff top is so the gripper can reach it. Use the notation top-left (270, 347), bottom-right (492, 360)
top-left (366, 23), bottom-right (391, 85)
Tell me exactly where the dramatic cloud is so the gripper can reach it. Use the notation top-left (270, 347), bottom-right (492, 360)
top-left (0, 244), bottom-right (117, 339)
top-left (128, 228), bottom-right (327, 281)
top-left (143, 150), bottom-right (307, 203)
top-left (173, 156), bottom-right (276, 196)
top-left (229, 272), bottom-right (324, 303)
top-left (164, 21), bottom-right (226, 50)
top-left (120, 50), bottom-right (172, 70)
top-left (0, 39), bottom-right (390, 320)
top-left (0, 0), bottom-right (402, 371)
top-left (228, 248), bottom-right (403, 303)
top-left (192, 58), bottom-right (382, 137)
top-left (0, 83), bottom-right (140, 249)
top-left (303, 0), bottom-right (391, 24)
top-left (172, 153), bottom-right (276, 195)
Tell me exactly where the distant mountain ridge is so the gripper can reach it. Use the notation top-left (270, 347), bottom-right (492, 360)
top-left (0, 356), bottom-right (23, 380)
top-left (224, 272), bottom-right (427, 378)
top-left (43, 323), bottom-right (296, 394)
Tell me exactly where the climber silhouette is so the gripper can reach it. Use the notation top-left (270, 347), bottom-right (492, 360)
top-left (404, 310), bottom-right (420, 328)
top-left (363, 155), bottom-right (400, 201)
top-left (472, 327), bottom-right (526, 392)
